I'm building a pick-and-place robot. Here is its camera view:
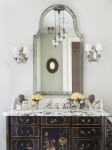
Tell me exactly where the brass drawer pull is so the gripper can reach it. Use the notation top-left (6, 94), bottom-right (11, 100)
top-left (20, 143), bottom-right (32, 150)
top-left (80, 143), bottom-right (90, 149)
top-left (50, 119), bottom-right (57, 124)
top-left (20, 118), bottom-right (30, 123)
top-left (21, 146), bottom-right (32, 150)
top-left (20, 130), bottom-right (30, 134)
top-left (80, 130), bottom-right (91, 136)
top-left (27, 147), bottom-right (32, 150)
top-left (82, 119), bottom-right (90, 124)
top-left (45, 117), bottom-right (66, 125)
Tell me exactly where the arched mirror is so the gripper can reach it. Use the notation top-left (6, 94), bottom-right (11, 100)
top-left (33, 4), bottom-right (83, 94)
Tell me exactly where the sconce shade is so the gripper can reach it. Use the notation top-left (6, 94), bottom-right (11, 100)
top-left (13, 47), bottom-right (18, 54)
top-left (85, 44), bottom-right (92, 51)
top-left (96, 44), bottom-right (102, 51)
top-left (23, 47), bottom-right (29, 57)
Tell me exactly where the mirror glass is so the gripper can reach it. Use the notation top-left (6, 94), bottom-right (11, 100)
top-left (33, 5), bottom-right (83, 94)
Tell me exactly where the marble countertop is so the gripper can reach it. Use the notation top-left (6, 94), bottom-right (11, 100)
top-left (2, 109), bottom-right (110, 116)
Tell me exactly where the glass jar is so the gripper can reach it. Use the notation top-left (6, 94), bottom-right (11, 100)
top-left (16, 104), bottom-right (22, 111)
top-left (22, 100), bottom-right (28, 110)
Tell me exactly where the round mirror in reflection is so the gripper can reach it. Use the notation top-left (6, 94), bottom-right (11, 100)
top-left (50, 62), bottom-right (55, 70)
top-left (46, 58), bottom-right (58, 73)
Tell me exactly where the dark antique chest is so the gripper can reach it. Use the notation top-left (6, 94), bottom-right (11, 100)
top-left (6, 116), bottom-right (105, 150)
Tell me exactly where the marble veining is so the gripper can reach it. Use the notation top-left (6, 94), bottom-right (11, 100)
top-left (3, 109), bottom-right (110, 116)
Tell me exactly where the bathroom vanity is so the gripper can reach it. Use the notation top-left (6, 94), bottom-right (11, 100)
top-left (4, 109), bottom-right (109, 150)
top-left (4, 3), bottom-right (112, 150)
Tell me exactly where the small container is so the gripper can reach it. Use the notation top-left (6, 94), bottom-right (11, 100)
top-left (22, 100), bottom-right (28, 110)
top-left (16, 104), bottom-right (22, 111)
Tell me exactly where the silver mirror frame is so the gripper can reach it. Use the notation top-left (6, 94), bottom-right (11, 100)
top-left (33, 4), bottom-right (83, 94)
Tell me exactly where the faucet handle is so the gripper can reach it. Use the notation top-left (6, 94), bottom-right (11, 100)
top-left (45, 103), bottom-right (52, 109)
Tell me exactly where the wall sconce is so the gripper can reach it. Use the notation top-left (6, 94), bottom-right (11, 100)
top-left (85, 44), bottom-right (102, 62)
top-left (13, 47), bottom-right (29, 64)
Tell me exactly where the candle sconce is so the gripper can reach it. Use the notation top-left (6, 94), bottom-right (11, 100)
top-left (85, 44), bottom-right (102, 62)
top-left (13, 47), bottom-right (29, 64)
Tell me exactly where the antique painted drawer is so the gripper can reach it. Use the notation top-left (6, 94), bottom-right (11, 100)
top-left (41, 116), bottom-right (70, 125)
top-left (11, 116), bottom-right (39, 125)
top-left (72, 139), bottom-right (101, 150)
top-left (72, 127), bottom-right (100, 138)
top-left (11, 139), bottom-right (39, 150)
top-left (72, 116), bottom-right (101, 125)
top-left (11, 126), bottom-right (39, 137)
top-left (41, 127), bottom-right (70, 150)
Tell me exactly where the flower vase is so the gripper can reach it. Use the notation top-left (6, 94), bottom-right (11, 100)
top-left (36, 101), bottom-right (39, 109)
top-left (77, 101), bottom-right (80, 110)
top-left (31, 100), bottom-right (39, 109)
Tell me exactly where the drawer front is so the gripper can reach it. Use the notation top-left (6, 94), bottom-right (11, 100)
top-left (11, 139), bottom-right (39, 150)
top-left (72, 127), bottom-right (100, 138)
top-left (72, 117), bottom-right (101, 125)
top-left (11, 116), bottom-right (39, 125)
top-left (42, 127), bottom-right (70, 150)
top-left (72, 139), bottom-right (101, 150)
top-left (41, 116), bottom-right (70, 125)
top-left (11, 126), bottom-right (39, 137)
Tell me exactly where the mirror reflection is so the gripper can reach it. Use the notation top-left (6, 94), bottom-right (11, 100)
top-left (33, 5), bottom-right (83, 94)
top-left (50, 62), bottom-right (55, 70)
top-left (46, 58), bottom-right (58, 73)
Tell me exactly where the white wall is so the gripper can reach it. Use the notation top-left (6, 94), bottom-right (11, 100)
top-left (0, 0), bottom-right (112, 149)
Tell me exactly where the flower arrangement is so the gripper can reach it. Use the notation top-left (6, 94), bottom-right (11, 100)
top-left (31, 94), bottom-right (43, 101)
top-left (71, 92), bottom-right (85, 102)
top-left (31, 94), bottom-right (43, 109)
